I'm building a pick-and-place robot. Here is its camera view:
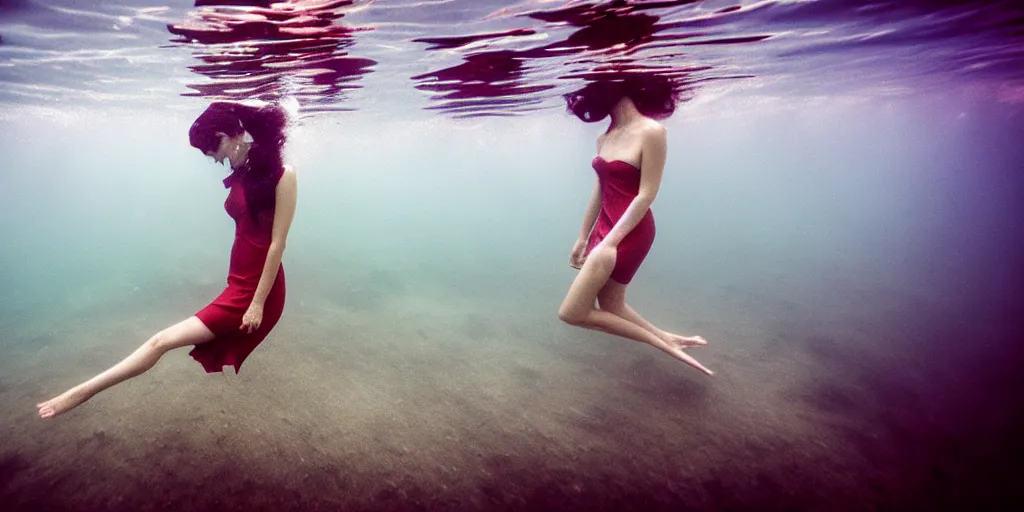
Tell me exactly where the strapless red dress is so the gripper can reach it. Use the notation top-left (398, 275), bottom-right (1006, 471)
top-left (190, 173), bottom-right (286, 373)
top-left (586, 156), bottom-right (656, 285)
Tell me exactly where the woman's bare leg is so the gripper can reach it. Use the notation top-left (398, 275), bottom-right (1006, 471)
top-left (36, 316), bottom-right (215, 419)
top-left (558, 245), bottom-right (713, 376)
top-left (597, 280), bottom-right (707, 350)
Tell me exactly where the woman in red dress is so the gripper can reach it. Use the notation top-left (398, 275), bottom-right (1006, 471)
top-left (38, 101), bottom-right (298, 418)
top-left (558, 76), bottom-right (714, 377)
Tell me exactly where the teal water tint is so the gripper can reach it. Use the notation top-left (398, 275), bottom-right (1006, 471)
top-left (3, 93), bottom-right (1009, 336)
top-left (2, 88), bottom-right (1020, 379)
top-left (0, 1), bottom-right (1023, 506)
top-left (1, 89), bottom-right (1023, 509)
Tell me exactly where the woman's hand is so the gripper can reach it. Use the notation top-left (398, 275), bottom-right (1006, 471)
top-left (240, 302), bottom-right (264, 333)
top-left (569, 238), bottom-right (588, 269)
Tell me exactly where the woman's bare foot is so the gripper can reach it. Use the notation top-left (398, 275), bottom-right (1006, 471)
top-left (649, 338), bottom-right (714, 377)
top-left (37, 386), bottom-right (93, 419)
top-left (696, 365), bottom-right (715, 377)
top-left (666, 345), bottom-right (714, 376)
top-left (664, 333), bottom-right (707, 350)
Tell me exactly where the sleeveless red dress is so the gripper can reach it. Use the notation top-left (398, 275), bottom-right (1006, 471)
top-left (190, 172), bottom-right (286, 373)
top-left (586, 156), bottom-right (656, 285)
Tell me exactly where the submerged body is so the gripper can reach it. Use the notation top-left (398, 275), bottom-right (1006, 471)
top-left (559, 77), bottom-right (713, 376)
top-left (36, 101), bottom-right (297, 419)
top-left (586, 156), bottom-right (656, 285)
top-left (191, 171), bottom-right (287, 373)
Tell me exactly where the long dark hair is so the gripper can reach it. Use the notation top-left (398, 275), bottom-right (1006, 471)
top-left (564, 74), bottom-right (683, 123)
top-left (189, 101), bottom-right (288, 221)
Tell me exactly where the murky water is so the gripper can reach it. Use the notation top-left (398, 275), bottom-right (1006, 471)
top-left (1, 1), bottom-right (1022, 511)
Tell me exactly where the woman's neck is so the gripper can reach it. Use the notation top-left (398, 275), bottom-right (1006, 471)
top-left (609, 97), bottom-right (642, 130)
top-left (230, 141), bottom-right (251, 171)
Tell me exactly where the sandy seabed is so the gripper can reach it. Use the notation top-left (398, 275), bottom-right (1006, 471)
top-left (1, 267), bottom-right (1021, 512)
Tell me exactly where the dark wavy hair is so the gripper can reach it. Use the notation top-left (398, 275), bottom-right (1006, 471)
top-left (189, 101), bottom-right (288, 220)
top-left (564, 74), bottom-right (682, 123)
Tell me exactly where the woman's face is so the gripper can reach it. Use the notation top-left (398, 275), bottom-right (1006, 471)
top-left (204, 132), bottom-right (237, 167)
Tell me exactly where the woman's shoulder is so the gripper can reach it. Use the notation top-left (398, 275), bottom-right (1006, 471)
top-left (638, 119), bottom-right (666, 147)
top-left (280, 164), bottom-right (297, 181)
top-left (275, 164), bottom-right (297, 191)
top-left (639, 117), bottom-right (666, 135)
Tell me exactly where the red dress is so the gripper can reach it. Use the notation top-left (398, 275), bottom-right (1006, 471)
top-left (190, 172), bottom-right (286, 373)
top-left (586, 156), bottom-right (656, 285)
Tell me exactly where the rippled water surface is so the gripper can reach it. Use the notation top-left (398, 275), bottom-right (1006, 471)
top-left (1, 2), bottom-right (1023, 512)
top-left (2, 0), bottom-right (1022, 116)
